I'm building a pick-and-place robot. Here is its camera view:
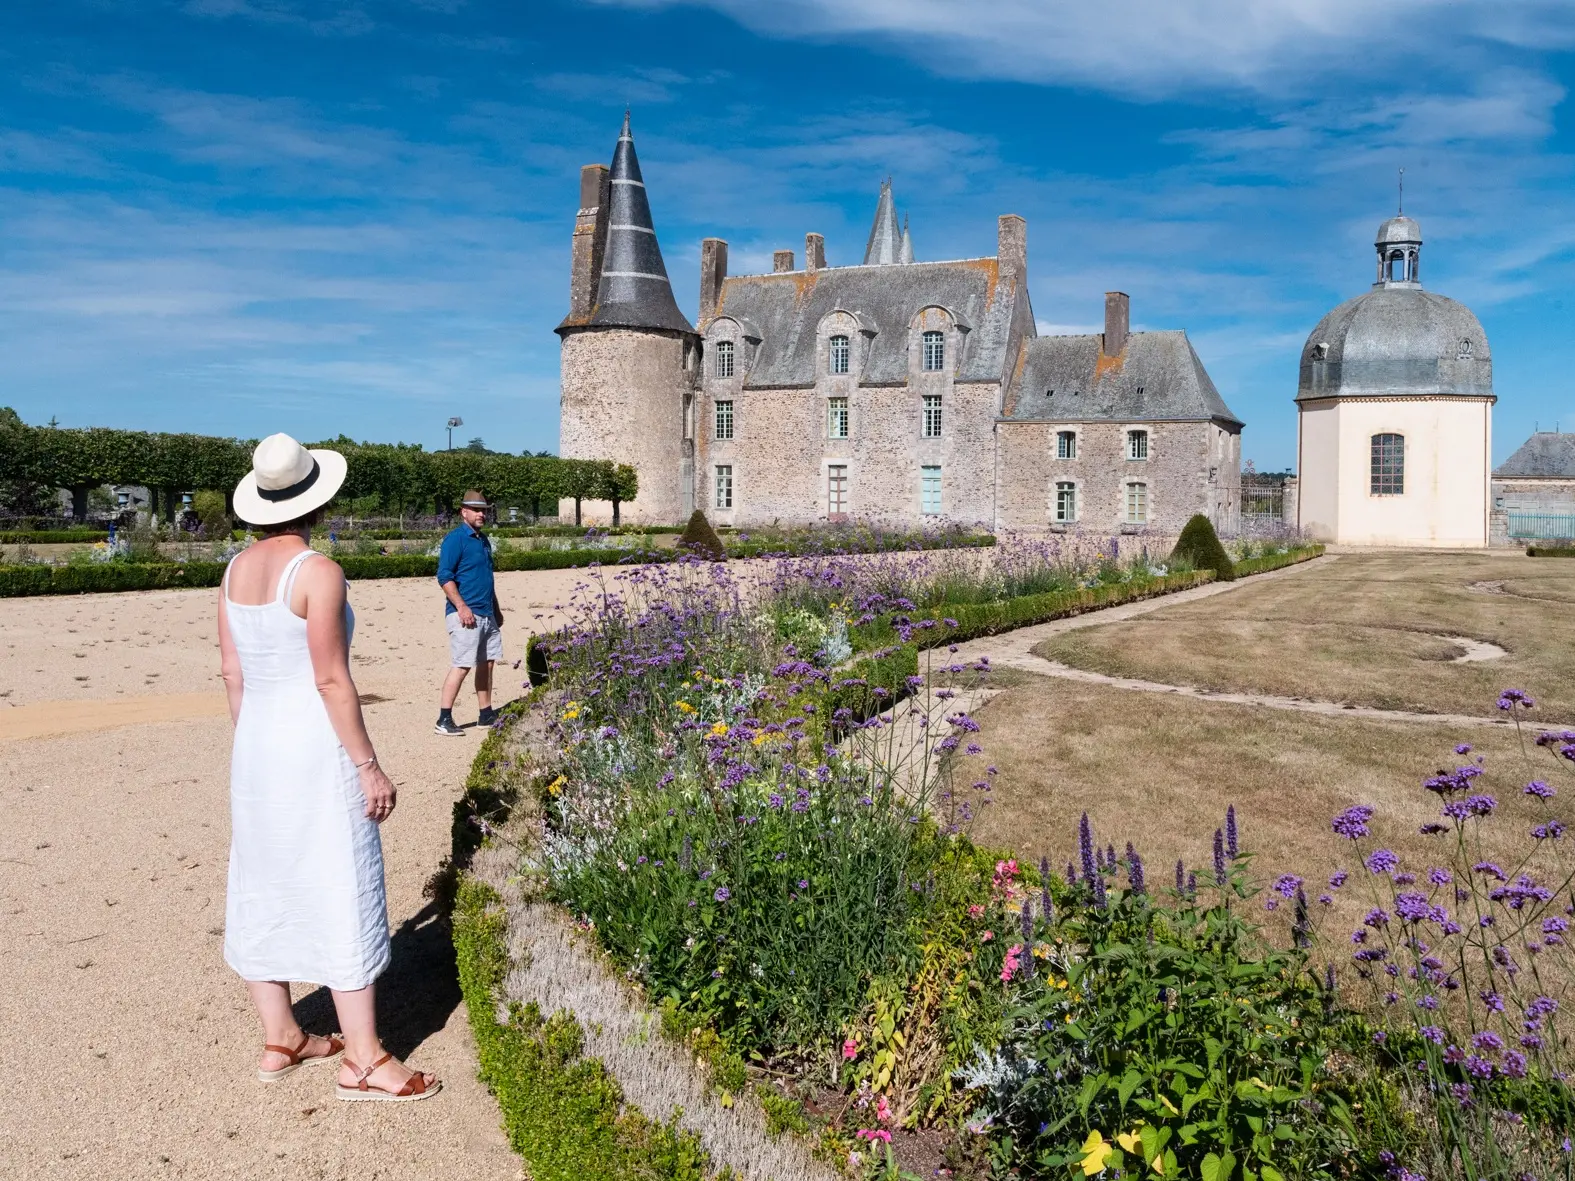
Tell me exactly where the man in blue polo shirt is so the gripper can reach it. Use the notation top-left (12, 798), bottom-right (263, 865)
top-left (434, 489), bottom-right (505, 736)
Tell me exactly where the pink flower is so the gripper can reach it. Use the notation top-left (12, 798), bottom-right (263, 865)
top-left (841, 1037), bottom-right (859, 1061)
top-left (967, 904), bottom-right (985, 920)
top-left (876, 1095), bottom-right (893, 1125)
top-left (856, 1128), bottom-right (893, 1144)
top-left (1001, 943), bottom-right (1023, 982)
top-left (980, 930), bottom-right (994, 943)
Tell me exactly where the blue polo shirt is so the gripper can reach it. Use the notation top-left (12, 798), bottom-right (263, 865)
top-left (437, 524), bottom-right (496, 617)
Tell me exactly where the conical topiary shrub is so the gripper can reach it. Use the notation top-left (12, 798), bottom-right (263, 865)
top-left (1171, 513), bottom-right (1235, 581)
top-left (677, 509), bottom-right (726, 561)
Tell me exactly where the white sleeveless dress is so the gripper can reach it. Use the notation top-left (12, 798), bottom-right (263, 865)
top-left (222, 549), bottom-right (390, 991)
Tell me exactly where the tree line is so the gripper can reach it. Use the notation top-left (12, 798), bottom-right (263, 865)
top-left (0, 410), bottom-right (638, 525)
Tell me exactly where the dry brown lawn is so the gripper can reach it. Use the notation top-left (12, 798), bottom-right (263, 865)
top-left (1033, 551), bottom-right (1575, 720)
top-left (967, 674), bottom-right (1570, 944)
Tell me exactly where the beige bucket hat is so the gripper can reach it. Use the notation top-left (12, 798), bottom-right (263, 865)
top-left (232, 433), bottom-right (348, 527)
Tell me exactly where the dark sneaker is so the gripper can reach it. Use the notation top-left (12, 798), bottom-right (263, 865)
top-left (434, 716), bottom-right (465, 736)
top-left (478, 707), bottom-right (499, 727)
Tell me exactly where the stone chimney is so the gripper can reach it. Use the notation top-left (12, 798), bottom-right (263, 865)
top-left (996, 215), bottom-right (1026, 291)
top-left (1104, 291), bottom-right (1130, 356)
top-left (773, 249), bottom-right (795, 273)
top-left (699, 238), bottom-right (728, 321)
top-left (804, 233), bottom-right (826, 271)
top-left (568, 164), bottom-right (611, 320)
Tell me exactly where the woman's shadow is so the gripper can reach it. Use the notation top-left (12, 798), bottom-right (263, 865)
top-left (291, 898), bottom-right (459, 1058)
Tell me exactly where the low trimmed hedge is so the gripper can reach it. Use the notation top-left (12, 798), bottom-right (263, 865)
top-left (1527, 545), bottom-right (1575, 558)
top-left (0, 529), bottom-right (112, 544)
top-left (726, 531), bottom-right (995, 560)
top-left (1230, 544), bottom-right (1324, 577)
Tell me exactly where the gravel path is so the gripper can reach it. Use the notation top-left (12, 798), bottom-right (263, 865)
top-left (0, 567), bottom-right (610, 1180)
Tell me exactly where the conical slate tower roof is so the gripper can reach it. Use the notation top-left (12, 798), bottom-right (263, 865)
top-left (863, 179), bottom-right (902, 265)
top-left (897, 214), bottom-right (914, 264)
top-left (589, 112), bottom-right (694, 335)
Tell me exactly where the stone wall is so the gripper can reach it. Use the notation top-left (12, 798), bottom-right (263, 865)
top-left (1491, 477), bottom-right (1575, 546)
top-left (996, 419), bottom-right (1233, 534)
top-left (558, 327), bottom-right (696, 524)
top-left (695, 309), bottom-right (998, 527)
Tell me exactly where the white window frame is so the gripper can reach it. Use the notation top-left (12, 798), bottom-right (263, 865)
top-left (714, 465), bottom-right (733, 510)
top-left (1127, 429), bottom-right (1149, 461)
top-left (922, 394), bottom-right (942, 438)
top-left (1125, 480), bottom-right (1148, 525)
top-left (1054, 481), bottom-right (1077, 523)
top-left (714, 339), bottom-right (734, 379)
top-left (827, 464), bottom-right (848, 517)
top-left (1056, 430), bottom-right (1077, 460)
top-left (827, 396), bottom-right (849, 439)
top-left (829, 335), bottom-right (851, 375)
top-left (714, 400), bottom-right (733, 440)
top-left (921, 330), bottom-right (944, 372)
top-left (920, 465), bottom-right (942, 515)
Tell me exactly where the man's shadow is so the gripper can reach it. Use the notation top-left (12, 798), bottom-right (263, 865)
top-left (291, 898), bottom-right (459, 1058)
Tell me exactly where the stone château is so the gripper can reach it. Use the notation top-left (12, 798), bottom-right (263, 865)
top-left (558, 114), bottom-right (1244, 532)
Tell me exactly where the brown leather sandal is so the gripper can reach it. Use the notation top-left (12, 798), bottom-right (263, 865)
top-left (257, 1032), bottom-right (345, 1082)
top-left (335, 1051), bottom-right (441, 1103)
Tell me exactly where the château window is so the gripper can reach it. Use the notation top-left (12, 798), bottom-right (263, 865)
top-left (714, 464), bottom-right (733, 510)
top-left (1125, 481), bottom-right (1148, 525)
top-left (922, 330), bottom-right (945, 372)
top-left (827, 396), bottom-right (849, 439)
top-left (1056, 431), bottom-right (1077, 460)
top-left (714, 339), bottom-right (734, 378)
top-left (714, 400), bottom-right (733, 440)
top-left (1371, 433), bottom-right (1404, 495)
top-left (1127, 429), bottom-right (1149, 461)
top-left (829, 335), bottom-right (850, 375)
top-left (1054, 481), bottom-right (1077, 523)
top-left (921, 466), bottom-right (942, 515)
top-left (922, 395), bottom-right (942, 438)
top-left (827, 464), bottom-right (848, 517)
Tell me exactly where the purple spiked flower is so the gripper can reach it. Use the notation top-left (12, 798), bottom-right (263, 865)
top-left (1079, 813), bottom-right (1097, 886)
top-left (1126, 843), bottom-right (1146, 895)
top-left (1213, 828), bottom-right (1227, 885)
top-left (1225, 805), bottom-right (1239, 859)
top-left (1175, 859), bottom-right (1185, 894)
top-left (1020, 898), bottom-right (1034, 943)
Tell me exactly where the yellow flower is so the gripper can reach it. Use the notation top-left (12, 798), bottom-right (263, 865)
top-left (561, 708), bottom-right (580, 721)
top-left (1031, 944), bottom-right (1050, 960)
top-left (1116, 1130), bottom-right (1142, 1154)
top-left (546, 775), bottom-right (566, 797)
top-left (675, 701), bottom-right (696, 714)
top-left (752, 733), bottom-right (767, 746)
top-left (1079, 1131), bottom-right (1113, 1177)
top-left (709, 722), bottom-right (728, 737)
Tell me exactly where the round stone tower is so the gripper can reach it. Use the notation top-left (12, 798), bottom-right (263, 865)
top-left (556, 112), bottom-right (698, 525)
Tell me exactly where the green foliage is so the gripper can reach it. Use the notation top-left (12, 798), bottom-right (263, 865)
top-left (677, 510), bottom-right (726, 560)
top-left (758, 1091), bottom-right (812, 1136)
top-left (1230, 545), bottom-right (1324, 578)
top-left (453, 878), bottom-right (711, 1181)
top-left (0, 530), bottom-right (111, 544)
top-left (192, 489), bottom-right (232, 539)
top-left (1527, 545), bottom-right (1575, 557)
top-left (965, 849), bottom-right (1356, 1180)
top-left (1171, 514), bottom-right (1236, 580)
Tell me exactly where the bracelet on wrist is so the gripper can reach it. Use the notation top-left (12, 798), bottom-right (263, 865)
top-left (355, 755), bottom-right (378, 770)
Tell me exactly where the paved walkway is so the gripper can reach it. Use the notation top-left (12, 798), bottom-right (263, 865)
top-left (946, 555), bottom-right (1520, 730)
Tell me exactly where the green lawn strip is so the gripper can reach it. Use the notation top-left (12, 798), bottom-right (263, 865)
top-left (1527, 545), bottom-right (1575, 557)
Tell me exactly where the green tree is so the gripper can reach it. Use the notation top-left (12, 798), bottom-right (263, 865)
top-left (1171, 513), bottom-right (1235, 580)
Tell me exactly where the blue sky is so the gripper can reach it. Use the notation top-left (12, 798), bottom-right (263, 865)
top-left (1, 0), bottom-right (1572, 469)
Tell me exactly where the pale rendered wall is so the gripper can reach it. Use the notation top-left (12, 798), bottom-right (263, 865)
top-left (558, 328), bottom-right (695, 524)
top-left (1331, 397), bottom-right (1491, 547)
top-left (1297, 401), bottom-right (1341, 541)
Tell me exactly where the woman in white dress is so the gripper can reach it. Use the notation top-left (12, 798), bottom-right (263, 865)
top-left (219, 434), bottom-right (438, 1102)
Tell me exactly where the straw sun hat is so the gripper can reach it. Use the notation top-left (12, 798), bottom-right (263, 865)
top-left (232, 433), bottom-right (348, 527)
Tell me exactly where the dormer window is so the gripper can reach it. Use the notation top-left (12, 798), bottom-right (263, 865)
top-left (714, 339), bottom-right (734, 378)
top-left (922, 330), bottom-right (944, 372)
top-left (1457, 339), bottom-right (1474, 361)
top-left (829, 335), bottom-right (850, 375)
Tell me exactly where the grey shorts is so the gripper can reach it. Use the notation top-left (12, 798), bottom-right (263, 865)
top-left (446, 612), bottom-right (503, 668)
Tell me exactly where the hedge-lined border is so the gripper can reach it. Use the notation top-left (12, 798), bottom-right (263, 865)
top-left (0, 529), bottom-right (113, 544)
top-left (1527, 545), bottom-right (1575, 558)
top-left (1230, 544), bottom-right (1325, 578)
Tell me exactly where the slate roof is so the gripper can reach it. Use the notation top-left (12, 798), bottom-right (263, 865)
top-left (584, 112), bottom-right (694, 336)
top-left (1005, 331), bottom-right (1243, 428)
top-left (1495, 433), bottom-right (1575, 479)
top-left (863, 180), bottom-right (902, 265)
top-left (710, 257), bottom-right (1020, 387)
top-left (1297, 287), bottom-right (1492, 402)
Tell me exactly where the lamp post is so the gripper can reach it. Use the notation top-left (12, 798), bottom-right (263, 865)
top-left (446, 416), bottom-right (464, 451)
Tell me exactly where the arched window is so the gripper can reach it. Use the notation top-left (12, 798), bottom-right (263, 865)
top-left (714, 339), bottom-right (734, 378)
top-left (922, 330), bottom-right (945, 371)
top-left (829, 335), bottom-right (850, 375)
top-left (1371, 433), bottom-right (1404, 495)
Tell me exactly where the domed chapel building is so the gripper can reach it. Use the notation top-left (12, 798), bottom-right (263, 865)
top-left (1295, 215), bottom-right (1495, 546)
top-left (558, 115), bottom-right (1245, 531)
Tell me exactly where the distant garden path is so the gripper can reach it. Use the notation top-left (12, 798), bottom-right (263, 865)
top-left (946, 554), bottom-right (1526, 732)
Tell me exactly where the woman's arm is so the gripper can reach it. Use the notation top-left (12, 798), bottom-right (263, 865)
top-left (299, 556), bottom-right (398, 821)
top-left (218, 587), bottom-right (244, 724)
